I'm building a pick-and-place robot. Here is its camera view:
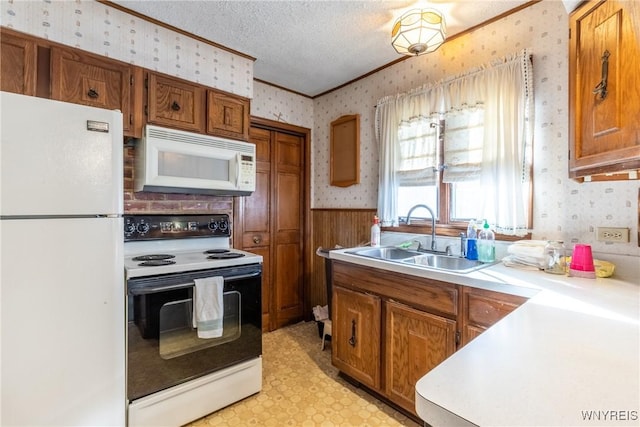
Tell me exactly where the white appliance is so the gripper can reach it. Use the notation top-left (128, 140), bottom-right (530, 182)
top-left (135, 125), bottom-right (256, 196)
top-left (0, 92), bottom-right (125, 426)
top-left (124, 214), bottom-right (263, 427)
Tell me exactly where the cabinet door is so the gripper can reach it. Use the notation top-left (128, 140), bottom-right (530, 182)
top-left (146, 72), bottom-right (205, 133)
top-left (1, 29), bottom-right (36, 95)
top-left (569, 0), bottom-right (640, 178)
top-left (332, 286), bottom-right (381, 389)
top-left (234, 127), bottom-right (272, 331)
top-left (385, 301), bottom-right (456, 414)
top-left (51, 47), bottom-right (132, 134)
top-left (207, 90), bottom-right (250, 140)
top-left (272, 132), bottom-right (304, 329)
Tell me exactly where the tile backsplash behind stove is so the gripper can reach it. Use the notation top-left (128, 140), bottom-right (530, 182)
top-left (123, 146), bottom-right (233, 217)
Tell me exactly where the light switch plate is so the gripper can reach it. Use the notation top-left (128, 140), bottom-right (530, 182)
top-left (596, 227), bottom-right (630, 243)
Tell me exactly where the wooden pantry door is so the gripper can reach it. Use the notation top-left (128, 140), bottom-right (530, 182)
top-left (234, 118), bottom-right (308, 331)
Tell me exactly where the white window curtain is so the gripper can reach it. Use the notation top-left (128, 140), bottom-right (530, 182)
top-left (375, 49), bottom-right (533, 235)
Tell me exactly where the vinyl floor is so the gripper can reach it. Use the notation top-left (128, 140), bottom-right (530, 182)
top-left (188, 321), bottom-right (421, 427)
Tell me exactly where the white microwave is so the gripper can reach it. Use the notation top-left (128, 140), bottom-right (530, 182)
top-left (135, 125), bottom-right (256, 196)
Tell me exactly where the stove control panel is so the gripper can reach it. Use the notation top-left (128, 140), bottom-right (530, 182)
top-left (124, 214), bottom-right (231, 241)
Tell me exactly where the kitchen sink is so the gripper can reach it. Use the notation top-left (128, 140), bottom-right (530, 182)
top-left (347, 247), bottom-right (422, 260)
top-left (347, 246), bottom-right (494, 273)
top-left (401, 253), bottom-right (492, 273)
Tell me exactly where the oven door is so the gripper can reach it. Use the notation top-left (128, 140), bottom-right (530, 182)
top-left (127, 264), bottom-right (262, 401)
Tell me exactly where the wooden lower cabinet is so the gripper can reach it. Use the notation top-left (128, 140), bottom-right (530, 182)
top-left (385, 301), bottom-right (456, 413)
top-left (332, 286), bottom-right (381, 389)
top-left (330, 261), bottom-right (530, 418)
top-left (331, 261), bottom-right (458, 417)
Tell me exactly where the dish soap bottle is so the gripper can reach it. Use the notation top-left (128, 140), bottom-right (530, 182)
top-left (477, 220), bottom-right (495, 262)
top-left (370, 215), bottom-right (381, 247)
top-left (466, 219), bottom-right (478, 260)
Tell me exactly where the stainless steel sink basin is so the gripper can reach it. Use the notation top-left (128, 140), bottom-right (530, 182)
top-left (347, 247), bottom-right (422, 260)
top-left (401, 253), bottom-right (492, 273)
top-left (347, 246), bottom-right (494, 273)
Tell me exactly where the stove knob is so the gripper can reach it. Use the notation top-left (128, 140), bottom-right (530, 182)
top-left (137, 223), bottom-right (150, 234)
top-left (208, 221), bottom-right (219, 231)
top-left (218, 219), bottom-right (229, 232)
top-left (124, 222), bottom-right (136, 235)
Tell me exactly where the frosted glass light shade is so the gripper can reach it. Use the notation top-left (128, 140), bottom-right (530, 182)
top-left (391, 8), bottom-right (446, 56)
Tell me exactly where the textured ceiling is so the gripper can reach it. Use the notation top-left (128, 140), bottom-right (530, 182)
top-left (112, 1), bottom-right (575, 97)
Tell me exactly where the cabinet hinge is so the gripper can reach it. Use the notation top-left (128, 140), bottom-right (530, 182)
top-left (144, 77), bottom-right (148, 89)
top-left (455, 331), bottom-right (461, 347)
top-left (144, 105), bottom-right (148, 116)
top-left (130, 75), bottom-right (134, 86)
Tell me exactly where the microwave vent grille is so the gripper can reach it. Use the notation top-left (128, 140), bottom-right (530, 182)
top-left (146, 126), bottom-right (254, 154)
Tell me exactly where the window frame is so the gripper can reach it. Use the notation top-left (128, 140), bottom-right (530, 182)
top-left (387, 119), bottom-right (533, 241)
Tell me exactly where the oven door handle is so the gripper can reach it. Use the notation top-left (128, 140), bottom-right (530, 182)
top-left (129, 271), bottom-right (261, 295)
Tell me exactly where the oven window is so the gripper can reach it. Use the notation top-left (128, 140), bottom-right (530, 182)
top-left (159, 291), bottom-right (241, 359)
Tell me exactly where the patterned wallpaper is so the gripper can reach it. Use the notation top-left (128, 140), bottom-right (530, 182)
top-left (2, 0), bottom-right (637, 257)
top-left (0, 0), bottom-right (253, 98)
top-left (311, 0), bottom-right (639, 257)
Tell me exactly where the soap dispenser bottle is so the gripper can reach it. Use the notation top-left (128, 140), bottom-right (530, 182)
top-left (466, 219), bottom-right (478, 260)
top-left (477, 220), bottom-right (495, 262)
top-left (370, 215), bottom-right (381, 247)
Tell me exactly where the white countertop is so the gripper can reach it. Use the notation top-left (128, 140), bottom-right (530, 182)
top-left (329, 248), bottom-right (640, 426)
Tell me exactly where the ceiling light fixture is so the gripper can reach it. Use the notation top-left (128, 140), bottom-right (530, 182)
top-left (391, 8), bottom-right (446, 56)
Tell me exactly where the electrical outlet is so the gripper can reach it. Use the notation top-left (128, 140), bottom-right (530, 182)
top-left (596, 227), bottom-right (630, 243)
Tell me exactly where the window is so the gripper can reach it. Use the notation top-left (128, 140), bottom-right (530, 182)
top-left (375, 49), bottom-right (533, 237)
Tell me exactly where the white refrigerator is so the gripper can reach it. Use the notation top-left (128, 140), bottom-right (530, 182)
top-left (0, 91), bottom-right (125, 426)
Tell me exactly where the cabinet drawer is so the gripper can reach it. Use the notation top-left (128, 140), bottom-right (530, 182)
top-left (332, 261), bottom-right (458, 317)
top-left (466, 291), bottom-right (526, 328)
top-left (242, 233), bottom-right (271, 248)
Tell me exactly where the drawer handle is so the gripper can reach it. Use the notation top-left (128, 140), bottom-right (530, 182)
top-left (253, 236), bottom-right (261, 244)
top-left (171, 101), bottom-right (181, 111)
top-left (87, 88), bottom-right (99, 99)
top-left (592, 50), bottom-right (610, 100)
top-left (348, 319), bottom-right (357, 347)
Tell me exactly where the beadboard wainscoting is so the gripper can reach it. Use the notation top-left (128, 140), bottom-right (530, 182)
top-left (310, 209), bottom-right (376, 310)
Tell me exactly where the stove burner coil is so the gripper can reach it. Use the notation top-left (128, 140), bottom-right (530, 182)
top-left (207, 253), bottom-right (245, 260)
top-left (132, 254), bottom-right (176, 261)
top-left (204, 249), bottom-right (230, 254)
top-left (138, 259), bottom-right (177, 267)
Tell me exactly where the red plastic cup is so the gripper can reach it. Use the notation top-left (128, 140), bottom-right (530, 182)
top-left (570, 244), bottom-right (595, 272)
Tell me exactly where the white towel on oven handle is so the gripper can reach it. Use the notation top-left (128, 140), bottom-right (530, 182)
top-left (192, 276), bottom-right (224, 339)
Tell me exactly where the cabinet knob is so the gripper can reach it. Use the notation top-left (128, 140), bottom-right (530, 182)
top-left (171, 101), bottom-right (181, 111)
top-left (253, 236), bottom-right (261, 244)
top-left (87, 88), bottom-right (99, 99)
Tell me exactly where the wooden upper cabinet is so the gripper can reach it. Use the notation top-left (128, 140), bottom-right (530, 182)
top-left (207, 90), bottom-right (250, 141)
top-left (146, 72), bottom-right (205, 133)
top-left (51, 47), bottom-right (134, 135)
top-left (569, 0), bottom-right (640, 179)
top-left (1, 29), bottom-right (37, 96)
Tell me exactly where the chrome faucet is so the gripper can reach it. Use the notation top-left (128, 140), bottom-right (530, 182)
top-left (405, 204), bottom-right (437, 251)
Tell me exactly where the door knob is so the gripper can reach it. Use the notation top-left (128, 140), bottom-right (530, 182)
top-left (253, 236), bottom-right (261, 244)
